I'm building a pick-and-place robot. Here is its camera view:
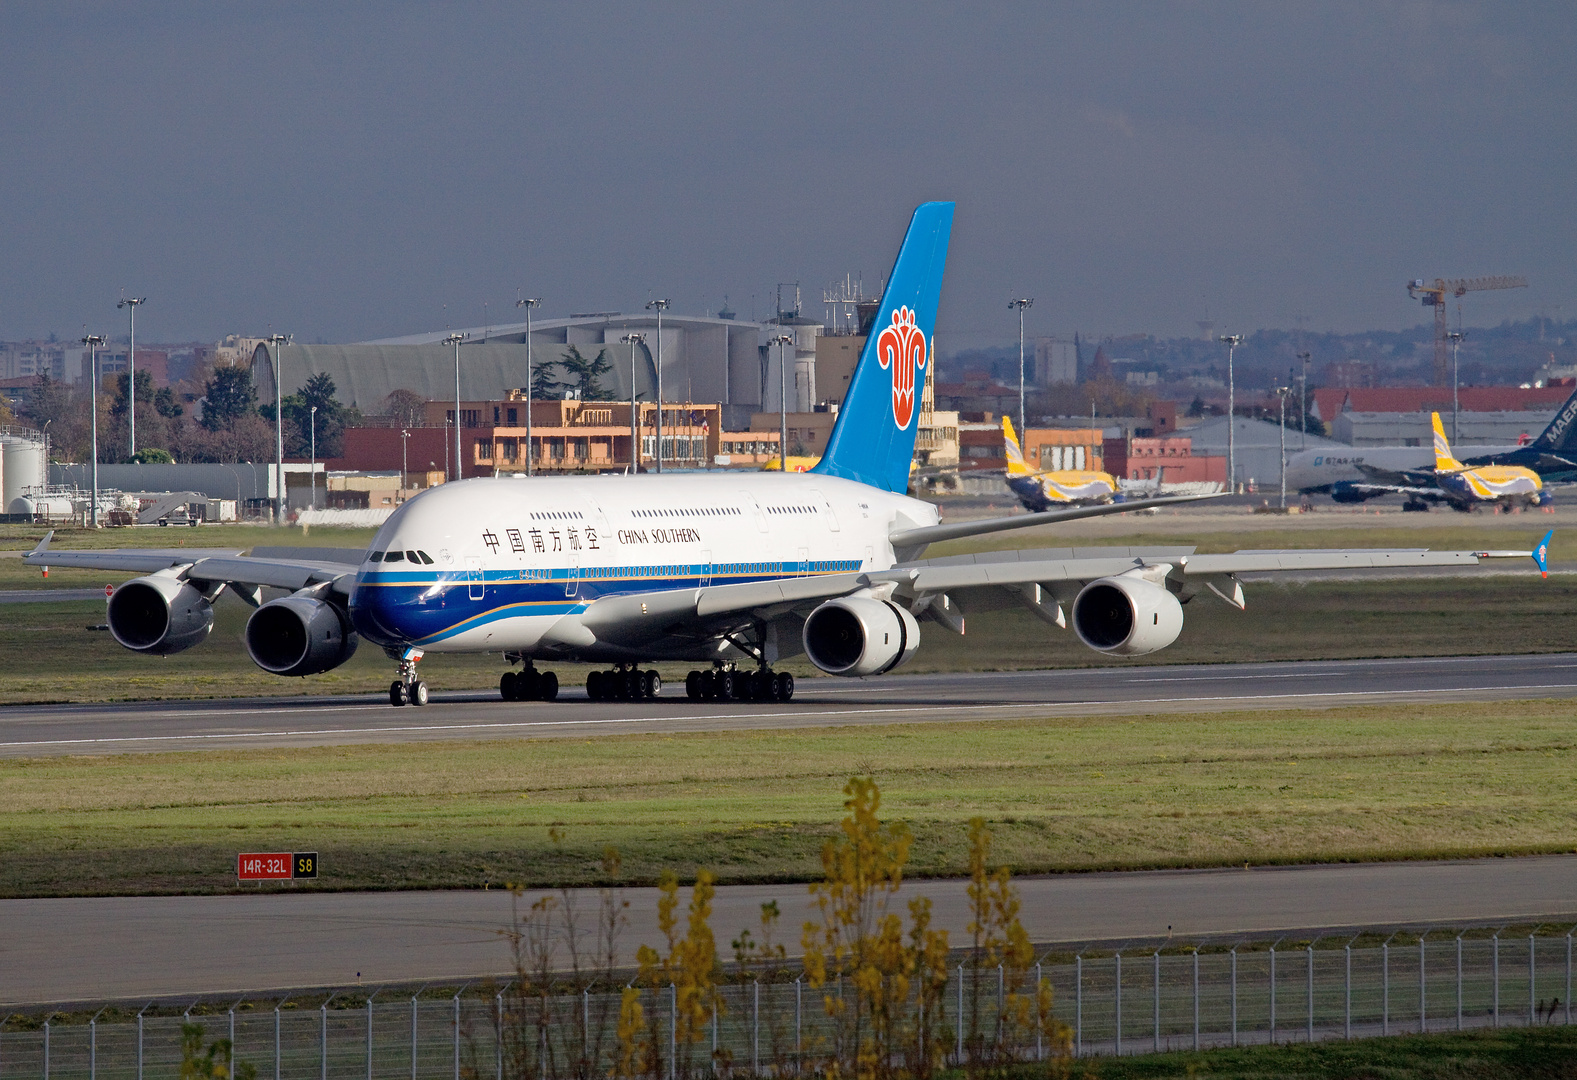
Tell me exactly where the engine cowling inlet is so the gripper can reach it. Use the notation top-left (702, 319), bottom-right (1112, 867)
top-left (245, 595), bottom-right (359, 677)
top-left (1071, 575), bottom-right (1183, 656)
top-left (107, 574), bottom-right (214, 655)
top-left (802, 595), bottom-right (920, 677)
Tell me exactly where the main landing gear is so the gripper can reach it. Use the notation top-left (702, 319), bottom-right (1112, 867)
top-left (587, 664), bottom-right (661, 701)
top-left (500, 661), bottom-right (559, 702)
top-left (684, 663), bottom-right (794, 702)
top-left (389, 648), bottom-right (428, 707)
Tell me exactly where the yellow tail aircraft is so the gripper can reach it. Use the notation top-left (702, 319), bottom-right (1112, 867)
top-left (1002, 416), bottom-right (1126, 511)
top-left (1334, 411), bottom-right (1550, 511)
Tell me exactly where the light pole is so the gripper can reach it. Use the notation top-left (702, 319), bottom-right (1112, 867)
top-left (444, 332), bottom-right (466, 482)
top-left (1010, 298), bottom-right (1034, 440)
top-left (1275, 386), bottom-right (1291, 509)
top-left (117, 296), bottom-right (146, 458)
top-left (267, 333), bottom-right (290, 523)
top-left (400, 428), bottom-right (410, 500)
top-left (1447, 331), bottom-right (1466, 443)
top-left (769, 334), bottom-right (795, 470)
top-left (81, 333), bottom-right (105, 527)
top-left (621, 333), bottom-right (646, 472)
top-left (1219, 335), bottom-right (1242, 492)
top-left (516, 297), bottom-right (540, 475)
top-left (308, 405), bottom-right (317, 510)
top-left (1295, 351), bottom-right (1311, 448)
top-left (646, 299), bottom-right (670, 472)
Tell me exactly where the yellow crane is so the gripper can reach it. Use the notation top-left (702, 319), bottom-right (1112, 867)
top-left (1407, 275), bottom-right (1527, 385)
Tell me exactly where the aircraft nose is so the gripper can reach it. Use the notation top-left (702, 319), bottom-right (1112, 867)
top-left (349, 578), bottom-right (409, 647)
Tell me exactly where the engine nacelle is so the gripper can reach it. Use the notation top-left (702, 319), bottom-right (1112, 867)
top-left (1071, 575), bottom-right (1183, 656)
top-left (107, 574), bottom-right (214, 655)
top-left (245, 595), bottom-right (359, 677)
top-left (802, 595), bottom-right (920, 677)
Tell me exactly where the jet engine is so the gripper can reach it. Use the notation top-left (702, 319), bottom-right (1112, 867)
top-left (1071, 575), bottom-right (1183, 656)
top-left (107, 573), bottom-right (214, 655)
top-left (802, 596), bottom-right (920, 676)
top-left (245, 595), bottom-right (359, 677)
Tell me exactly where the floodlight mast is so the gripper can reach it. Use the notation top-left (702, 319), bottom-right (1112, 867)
top-left (516, 297), bottom-right (540, 474)
top-left (621, 333), bottom-right (646, 472)
top-left (266, 333), bottom-right (290, 523)
top-left (1219, 334), bottom-right (1243, 491)
top-left (1446, 331), bottom-right (1466, 443)
top-left (646, 299), bottom-right (670, 472)
top-left (117, 297), bottom-right (146, 458)
top-left (1009, 298), bottom-right (1034, 440)
top-left (1275, 386), bottom-right (1291, 509)
top-left (308, 405), bottom-right (318, 510)
top-left (82, 333), bottom-right (106, 527)
top-left (443, 333), bottom-right (467, 483)
top-left (769, 334), bottom-right (795, 470)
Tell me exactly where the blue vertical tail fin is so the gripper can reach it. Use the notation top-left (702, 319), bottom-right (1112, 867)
top-left (1529, 385), bottom-right (1577, 452)
top-left (812, 202), bottom-right (954, 492)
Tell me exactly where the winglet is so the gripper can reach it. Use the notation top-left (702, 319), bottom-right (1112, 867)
top-left (27, 530), bottom-right (53, 559)
top-left (1534, 529), bottom-right (1552, 578)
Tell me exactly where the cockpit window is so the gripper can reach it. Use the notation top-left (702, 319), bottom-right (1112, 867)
top-left (405, 550), bottom-right (421, 563)
top-left (367, 551), bottom-right (384, 562)
top-left (383, 551), bottom-right (406, 563)
top-left (416, 551), bottom-right (435, 564)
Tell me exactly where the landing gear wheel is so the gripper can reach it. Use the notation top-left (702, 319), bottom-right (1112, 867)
top-left (643, 670), bottom-right (661, 699)
top-left (538, 671), bottom-right (558, 702)
top-left (686, 671), bottom-right (703, 700)
top-left (409, 680), bottom-right (429, 706)
top-left (587, 671), bottom-right (604, 701)
top-left (501, 671), bottom-right (519, 701)
top-left (389, 680), bottom-right (407, 707)
top-left (773, 671), bottom-right (794, 701)
top-left (716, 671), bottom-right (736, 701)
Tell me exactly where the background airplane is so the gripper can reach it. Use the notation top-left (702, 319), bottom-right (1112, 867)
top-left (1288, 381), bottom-right (1577, 497)
top-left (1326, 412), bottom-right (1549, 511)
top-left (1002, 416), bottom-right (1126, 510)
top-left (23, 204), bottom-right (1543, 707)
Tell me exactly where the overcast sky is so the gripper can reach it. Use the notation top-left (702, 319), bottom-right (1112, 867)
top-left (2, 2), bottom-right (1572, 349)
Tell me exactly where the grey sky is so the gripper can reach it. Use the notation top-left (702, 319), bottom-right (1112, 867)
top-left (2, 2), bottom-right (1572, 349)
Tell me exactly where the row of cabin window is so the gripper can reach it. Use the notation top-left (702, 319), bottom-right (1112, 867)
top-left (528, 510), bottom-right (584, 520)
top-left (368, 550), bottom-right (435, 564)
top-left (633, 507), bottom-right (740, 518)
top-left (768, 504), bottom-right (818, 514)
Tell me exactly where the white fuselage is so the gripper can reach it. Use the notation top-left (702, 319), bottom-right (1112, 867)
top-left (1285, 443), bottom-right (1524, 491)
top-left (348, 471), bottom-right (938, 658)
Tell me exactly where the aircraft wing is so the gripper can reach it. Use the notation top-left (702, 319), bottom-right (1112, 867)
top-left (889, 493), bottom-right (1218, 551)
top-left (1334, 481), bottom-right (1446, 501)
top-left (1354, 462), bottom-right (1428, 486)
top-left (20, 534), bottom-right (360, 594)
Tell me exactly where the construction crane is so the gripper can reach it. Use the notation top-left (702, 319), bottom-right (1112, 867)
top-left (1408, 275), bottom-right (1527, 385)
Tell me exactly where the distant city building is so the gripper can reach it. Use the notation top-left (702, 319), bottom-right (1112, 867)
top-left (1033, 337), bottom-right (1078, 385)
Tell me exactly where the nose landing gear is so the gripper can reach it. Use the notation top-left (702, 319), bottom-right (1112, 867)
top-left (684, 663), bottom-right (793, 702)
top-left (388, 647), bottom-right (428, 707)
top-left (500, 659), bottom-right (559, 702)
top-left (587, 664), bottom-right (660, 701)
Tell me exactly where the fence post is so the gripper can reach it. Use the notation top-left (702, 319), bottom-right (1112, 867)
top-left (1382, 942), bottom-right (1389, 1036)
top-left (1530, 934), bottom-right (1537, 1028)
top-left (43, 1019), bottom-right (48, 1080)
top-left (1308, 944), bottom-right (1315, 1043)
top-left (711, 992), bottom-right (718, 1072)
top-left (1074, 956), bottom-right (1082, 1058)
top-left (1344, 945), bottom-right (1351, 1040)
top-left (1115, 952), bottom-right (1122, 1056)
top-left (997, 964), bottom-right (1004, 1049)
top-left (139, 1003), bottom-right (149, 1080)
top-left (1270, 945), bottom-right (1277, 1043)
top-left (754, 980), bottom-right (761, 1074)
top-left (1457, 937), bottom-right (1463, 1031)
top-left (585, 987), bottom-right (591, 1065)
top-left (1567, 933), bottom-right (1573, 1026)
top-left (230, 1007), bottom-right (237, 1080)
top-left (1419, 937), bottom-right (1427, 1034)
top-left (1494, 934), bottom-right (1500, 1028)
top-left (957, 964), bottom-right (964, 1063)
top-left (453, 986), bottom-right (465, 1080)
top-left (1192, 950), bottom-right (1199, 1051)
top-left (1230, 948), bottom-right (1237, 1047)
top-left (1036, 961), bottom-right (1044, 1061)
top-left (90, 1012), bottom-right (97, 1080)
top-left (411, 991), bottom-right (420, 1080)
top-left (323, 992), bottom-right (334, 1080)
top-left (494, 989), bottom-right (504, 1080)
top-left (368, 990), bottom-right (379, 1080)
top-left (1153, 951), bottom-right (1160, 1053)
top-left (795, 977), bottom-right (802, 1059)
top-left (670, 983), bottom-right (677, 1080)
top-left (277, 1003), bottom-right (283, 1080)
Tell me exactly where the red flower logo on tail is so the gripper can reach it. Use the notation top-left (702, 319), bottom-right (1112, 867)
top-left (876, 305), bottom-right (927, 429)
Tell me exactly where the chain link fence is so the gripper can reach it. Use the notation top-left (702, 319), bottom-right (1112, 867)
top-left (4, 931), bottom-right (1574, 1078)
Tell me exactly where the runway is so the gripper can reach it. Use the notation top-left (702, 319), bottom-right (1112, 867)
top-left (5, 855), bottom-right (1576, 1006)
top-left (2, 652), bottom-right (1576, 758)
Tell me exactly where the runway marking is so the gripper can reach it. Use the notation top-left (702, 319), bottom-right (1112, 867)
top-left (3, 682), bottom-right (1577, 750)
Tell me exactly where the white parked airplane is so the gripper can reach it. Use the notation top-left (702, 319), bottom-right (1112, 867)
top-left (25, 204), bottom-right (1543, 706)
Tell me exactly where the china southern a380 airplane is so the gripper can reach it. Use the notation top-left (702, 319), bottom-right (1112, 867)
top-left (25, 203), bottom-right (1544, 707)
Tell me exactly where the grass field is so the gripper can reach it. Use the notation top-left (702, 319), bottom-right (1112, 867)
top-left (3, 698), bottom-right (1576, 897)
top-left (1058, 1026), bottom-right (1577, 1080)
